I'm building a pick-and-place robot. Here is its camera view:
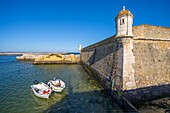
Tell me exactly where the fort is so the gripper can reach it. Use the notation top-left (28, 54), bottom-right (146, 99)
top-left (12, 6), bottom-right (170, 111)
top-left (81, 6), bottom-right (170, 105)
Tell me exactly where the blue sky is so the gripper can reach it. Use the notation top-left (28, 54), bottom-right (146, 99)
top-left (0, 0), bottom-right (170, 52)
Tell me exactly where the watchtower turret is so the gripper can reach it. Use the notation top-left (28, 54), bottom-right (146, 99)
top-left (116, 6), bottom-right (134, 37)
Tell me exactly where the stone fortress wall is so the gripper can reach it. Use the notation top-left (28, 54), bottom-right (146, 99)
top-left (123, 26), bottom-right (170, 103)
top-left (81, 25), bottom-right (170, 104)
top-left (81, 6), bottom-right (170, 105)
top-left (132, 39), bottom-right (170, 89)
top-left (81, 36), bottom-right (124, 90)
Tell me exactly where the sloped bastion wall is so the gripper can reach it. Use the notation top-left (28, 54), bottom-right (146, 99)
top-left (81, 36), bottom-right (124, 91)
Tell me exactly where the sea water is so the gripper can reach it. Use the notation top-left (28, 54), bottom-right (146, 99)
top-left (0, 56), bottom-right (121, 113)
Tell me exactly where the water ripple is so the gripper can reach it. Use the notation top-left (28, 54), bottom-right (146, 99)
top-left (0, 56), bottom-right (122, 113)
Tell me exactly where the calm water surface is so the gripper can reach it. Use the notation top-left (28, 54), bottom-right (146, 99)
top-left (0, 56), bottom-right (121, 113)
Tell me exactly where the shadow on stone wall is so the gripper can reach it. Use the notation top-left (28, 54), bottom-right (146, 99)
top-left (87, 49), bottom-right (96, 65)
top-left (82, 38), bottom-right (123, 91)
top-left (123, 83), bottom-right (170, 106)
top-left (85, 41), bottom-right (122, 66)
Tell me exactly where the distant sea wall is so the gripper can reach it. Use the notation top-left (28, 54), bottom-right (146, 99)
top-left (81, 25), bottom-right (170, 105)
top-left (16, 53), bottom-right (44, 61)
top-left (0, 53), bottom-right (23, 56)
top-left (16, 53), bottom-right (80, 64)
top-left (33, 54), bottom-right (80, 64)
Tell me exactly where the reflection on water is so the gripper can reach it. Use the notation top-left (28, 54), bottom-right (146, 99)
top-left (0, 56), bottom-right (121, 113)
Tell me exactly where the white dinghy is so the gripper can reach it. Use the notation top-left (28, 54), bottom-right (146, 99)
top-left (31, 80), bottom-right (52, 99)
top-left (48, 78), bottom-right (66, 92)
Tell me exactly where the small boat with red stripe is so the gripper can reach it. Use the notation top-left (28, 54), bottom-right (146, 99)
top-left (31, 80), bottom-right (52, 99)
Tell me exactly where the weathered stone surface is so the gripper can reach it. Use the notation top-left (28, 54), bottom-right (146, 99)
top-left (133, 24), bottom-right (170, 38)
top-left (133, 40), bottom-right (170, 88)
top-left (81, 36), bottom-right (124, 91)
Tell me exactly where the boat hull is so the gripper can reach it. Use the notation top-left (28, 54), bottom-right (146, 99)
top-left (31, 82), bottom-right (52, 99)
top-left (48, 79), bottom-right (66, 92)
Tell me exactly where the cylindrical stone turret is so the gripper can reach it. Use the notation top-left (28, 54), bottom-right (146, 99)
top-left (116, 6), bottom-right (134, 37)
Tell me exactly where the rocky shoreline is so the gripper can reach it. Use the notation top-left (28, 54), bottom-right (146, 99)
top-left (33, 60), bottom-right (79, 64)
top-left (16, 53), bottom-right (80, 64)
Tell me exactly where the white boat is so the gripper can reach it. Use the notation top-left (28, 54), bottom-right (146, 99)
top-left (31, 81), bottom-right (52, 99)
top-left (48, 78), bottom-right (66, 92)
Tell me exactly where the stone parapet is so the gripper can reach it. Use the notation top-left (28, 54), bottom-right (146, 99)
top-left (82, 35), bottom-right (116, 51)
top-left (133, 24), bottom-right (170, 38)
top-left (134, 37), bottom-right (170, 41)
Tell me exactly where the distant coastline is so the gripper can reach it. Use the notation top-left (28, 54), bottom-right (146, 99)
top-left (0, 52), bottom-right (23, 56)
top-left (0, 52), bottom-right (80, 56)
